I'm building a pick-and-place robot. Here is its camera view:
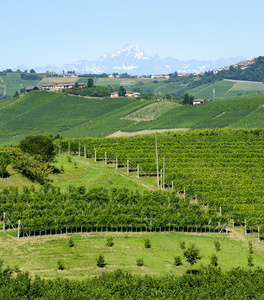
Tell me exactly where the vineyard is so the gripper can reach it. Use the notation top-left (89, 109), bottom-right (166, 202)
top-left (58, 128), bottom-right (264, 232)
top-left (0, 186), bottom-right (225, 237)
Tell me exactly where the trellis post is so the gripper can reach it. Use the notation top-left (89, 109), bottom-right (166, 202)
top-left (3, 213), bottom-right (5, 232)
top-left (18, 220), bottom-right (20, 239)
top-left (78, 142), bottom-right (81, 156)
top-left (155, 136), bottom-right (159, 188)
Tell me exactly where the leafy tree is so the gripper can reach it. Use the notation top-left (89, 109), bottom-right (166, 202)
top-left (136, 258), bottom-right (144, 266)
top-left (214, 240), bottom-right (221, 252)
top-left (106, 236), bottom-right (114, 247)
top-left (118, 86), bottom-right (126, 97)
top-left (183, 244), bottom-right (202, 273)
top-left (30, 69), bottom-right (36, 73)
top-left (87, 78), bottom-right (94, 88)
top-left (19, 134), bottom-right (56, 162)
top-left (144, 238), bottom-right (151, 248)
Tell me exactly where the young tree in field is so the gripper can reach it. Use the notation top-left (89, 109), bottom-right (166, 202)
top-left (87, 78), bottom-right (94, 88)
top-left (118, 86), bottom-right (126, 97)
top-left (19, 134), bottom-right (57, 162)
top-left (183, 244), bottom-right (202, 273)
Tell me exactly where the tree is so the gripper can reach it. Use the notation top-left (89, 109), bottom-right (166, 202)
top-left (183, 244), bottom-right (202, 273)
top-left (182, 93), bottom-right (190, 105)
top-left (19, 134), bottom-right (57, 162)
top-left (0, 153), bottom-right (10, 178)
top-left (87, 78), bottom-right (94, 88)
top-left (118, 86), bottom-right (126, 97)
top-left (30, 69), bottom-right (36, 73)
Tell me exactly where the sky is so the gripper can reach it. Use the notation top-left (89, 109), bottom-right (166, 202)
top-left (1, 0), bottom-right (264, 70)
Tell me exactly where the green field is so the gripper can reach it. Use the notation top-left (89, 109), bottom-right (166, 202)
top-left (0, 230), bottom-right (262, 280)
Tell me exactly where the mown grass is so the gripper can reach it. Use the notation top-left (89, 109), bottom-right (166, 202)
top-left (0, 230), bottom-right (263, 280)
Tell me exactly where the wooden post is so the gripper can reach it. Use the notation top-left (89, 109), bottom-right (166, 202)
top-left (127, 160), bottom-right (129, 174)
top-left (220, 206), bottom-right (222, 216)
top-left (116, 156), bottom-right (118, 169)
top-left (155, 136), bottom-right (159, 188)
top-left (95, 149), bottom-right (97, 162)
top-left (245, 219), bottom-right (247, 236)
top-left (18, 220), bottom-right (20, 239)
top-left (163, 156), bottom-right (165, 190)
top-left (3, 213), bottom-right (5, 232)
top-left (105, 152), bottom-right (107, 165)
top-left (84, 146), bottom-right (86, 159)
top-left (258, 226), bottom-right (260, 242)
top-left (160, 169), bottom-right (163, 190)
top-left (78, 142), bottom-right (80, 156)
top-left (137, 164), bottom-right (139, 179)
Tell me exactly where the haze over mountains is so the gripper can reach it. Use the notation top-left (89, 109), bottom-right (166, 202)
top-left (16, 42), bottom-right (246, 75)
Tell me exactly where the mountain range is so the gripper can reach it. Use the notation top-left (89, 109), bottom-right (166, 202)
top-left (16, 42), bottom-right (246, 75)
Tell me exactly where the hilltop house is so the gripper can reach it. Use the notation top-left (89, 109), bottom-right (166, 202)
top-left (42, 83), bottom-right (85, 91)
top-left (193, 99), bottom-right (205, 105)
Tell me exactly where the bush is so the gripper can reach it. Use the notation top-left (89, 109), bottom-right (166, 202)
top-left (144, 238), bottom-right (151, 248)
top-left (57, 260), bottom-right (65, 270)
top-left (210, 254), bottom-right (218, 266)
top-left (136, 258), bottom-right (144, 266)
top-left (106, 236), bottom-right (114, 247)
top-left (96, 254), bottom-right (106, 268)
top-left (248, 241), bottom-right (253, 254)
top-left (214, 240), bottom-right (221, 252)
top-left (180, 241), bottom-right (186, 250)
top-left (248, 254), bottom-right (254, 267)
top-left (174, 255), bottom-right (182, 266)
top-left (68, 238), bottom-right (74, 247)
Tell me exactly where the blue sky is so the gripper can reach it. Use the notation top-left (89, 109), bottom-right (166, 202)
top-left (1, 0), bottom-right (264, 70)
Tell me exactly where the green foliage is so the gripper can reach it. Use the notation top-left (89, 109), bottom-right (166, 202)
top-left (68, 238), bottom-right (74, 247)
top-left (87, 78), bottom-right (94, 88)
top-left (144, 238), bottom-right (151, 248)
top-left (214, 240), bottom-right (221, 252)
top-left (180, 241), bottom-right (186, 250)
top-left (96, 254), bottom-right (106, 268)
top-left (0, 152), bottom-right (10, 178)
top-left (106, 236), bottom-right (114, 247)
top-left (183, 244), bottom-right (202, 270)
top-left (67, 156), bottom-right (72, 163)
top-left (136, 257), bottom-right (144, 266)
top-left (57, 260), bottom-right (65, 270)
top-left (248, 241), bottom-right (253, 254)
top-left (247, 254), bottom-right (254, 267)
top-left (174, 255), bottom-right (183, 266)
top-left (21, 73), bottom-right (40, 80)
top-left (12, 150), bottom-right (52, 184)
top-left (19, 134), bottom-right (56, 162)
top-left (210, 254), bottom-right (218, 266)
top-left (118, 86), bottom-right (126, 97)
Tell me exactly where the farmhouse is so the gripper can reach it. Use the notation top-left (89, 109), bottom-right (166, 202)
top-left (193, 99), bottom-right (205, 105)
top-left (25, 86), bottom-right (39, 93)
top-left (42, 83), bottom-right (85, 91)
top-left (110, 92), bottom-right (119, 98)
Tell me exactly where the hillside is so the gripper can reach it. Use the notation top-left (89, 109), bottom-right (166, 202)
top-left (2, 91), bottom-right (264, 145)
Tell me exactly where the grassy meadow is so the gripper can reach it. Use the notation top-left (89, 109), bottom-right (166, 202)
top-left (0, 230), bottom-right (262, 280)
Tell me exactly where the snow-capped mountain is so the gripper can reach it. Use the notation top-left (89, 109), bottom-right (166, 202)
top-left (27, 42), bottom-right (246, 75)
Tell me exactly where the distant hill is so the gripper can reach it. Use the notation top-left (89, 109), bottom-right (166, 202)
top-left (1, 91), bottom-right (264, 145)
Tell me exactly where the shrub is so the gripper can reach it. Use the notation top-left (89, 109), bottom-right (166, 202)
top-left (68, 238), bottom-right (74, 247)
top-left (248, 254), bottom-right (254, 267)
top-left (144, 238), bottom-right (151, 248)
top-left (57, 260), bottom-right (65, 270)
top-left (248, 241), bottom-right (253, 254)
top-left (210, 254), bottom-right (218, 266)
top-left (136, 258), bottom-right (144, 266)
top-left (96, 254), bottom-right (106, 268)
top-left (174, 255), bottom-right (183, 266)
top-left (180, 241), bottom-right (186, 250)
top-left (106, 236), bottom-right (114, 247)
top-left (214, 240), bottom-right (221, 252)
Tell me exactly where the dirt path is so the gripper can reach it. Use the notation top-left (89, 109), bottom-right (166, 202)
top-left (108, 128), bottom-right (189, 138)
top-left (224, 82), bottom-right (237, 96)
